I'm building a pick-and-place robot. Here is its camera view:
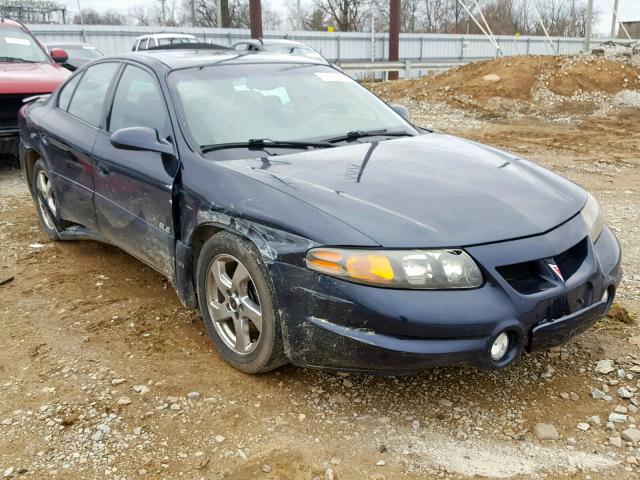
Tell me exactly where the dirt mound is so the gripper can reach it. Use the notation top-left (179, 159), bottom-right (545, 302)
top-left (372, 54), bottom-right (640, 116)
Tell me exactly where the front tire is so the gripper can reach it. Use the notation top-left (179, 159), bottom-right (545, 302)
top-left (32, 159), bottom-right (60, 240)
top-left (196, 231), bottom-right (287, 374)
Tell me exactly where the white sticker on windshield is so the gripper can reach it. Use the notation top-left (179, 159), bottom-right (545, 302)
top-left (82, 45), bottom-right (96, 50)
top-left (5, 37), bottom-right (31, 46)
top-left (314, 72), bottom-right (351, 82)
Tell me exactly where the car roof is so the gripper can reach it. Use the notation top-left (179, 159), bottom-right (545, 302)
top-left (135, 33), bottom-right (197, 40)
top-left (0, 18), bottom-right (22, 27)
top-left (110, 49), bottom-right (328, 70)
top-left (236, 39), bottom-right (307, 48)
top-left (261, 39), bottom-right (307, 47)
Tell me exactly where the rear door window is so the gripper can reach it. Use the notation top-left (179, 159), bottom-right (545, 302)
top-left (67, 62), bottom-right (119, 127)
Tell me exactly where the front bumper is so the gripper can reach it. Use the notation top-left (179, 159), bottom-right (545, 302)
top-left (270, 215), bottom-right (622, 374)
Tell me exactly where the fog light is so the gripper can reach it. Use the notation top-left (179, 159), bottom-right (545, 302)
top-left (490, 332), bottom-right (510, 361)
top-left (601, 289), bottom-right (609, 304)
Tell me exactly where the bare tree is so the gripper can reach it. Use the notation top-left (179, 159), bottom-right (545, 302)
top-left (313, 0), bottom-right (371, 31)
top-left (73, 8), bottom-right (126, 25)
top-left (130, 4), bottom-right (151, 26)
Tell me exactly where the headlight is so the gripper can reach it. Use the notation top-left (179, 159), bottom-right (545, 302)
top-left (305, 248), bottom-right (483, 289)
top-left (581, 193), bottom-right (604, 241)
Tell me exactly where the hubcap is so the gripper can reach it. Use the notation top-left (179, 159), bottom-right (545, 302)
top-left (36, 170), bottom-right (56, 230)
top-left (205, 254), bottom-right (263, 355)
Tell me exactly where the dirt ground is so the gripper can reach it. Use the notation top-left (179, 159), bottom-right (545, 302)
top-left (1, 53), bottom-right (640, 480)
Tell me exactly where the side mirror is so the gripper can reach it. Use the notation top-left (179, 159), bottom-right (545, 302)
top-left (111, 127), bottom-right (174, 155)
top-left (50, 48), bottom-right (68, 64)
top-left (390, 104), bottom-right (410, 121)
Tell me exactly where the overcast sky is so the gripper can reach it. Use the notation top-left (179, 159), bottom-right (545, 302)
top-left (60, 0), bottom-right (640, 36)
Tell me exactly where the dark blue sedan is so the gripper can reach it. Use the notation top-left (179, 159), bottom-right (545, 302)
top-left (18, 47), bottom-right (622, 374)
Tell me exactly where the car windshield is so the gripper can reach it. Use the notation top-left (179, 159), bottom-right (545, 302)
top-left (158, 37), bottom-right (196, 45)
top-left (0, 26), bottom-right (48, 63)
top-left (57, 45), bottom-right (103, 60)
top-left (262, 44), bottom-right (325, 61)
top-left (169, 63), bottom-right (416, 152)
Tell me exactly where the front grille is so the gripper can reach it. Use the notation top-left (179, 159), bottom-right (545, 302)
top-left (496, 237), bottom-right (589, 295)
top-left (0, 94), bottom-right (39, 130)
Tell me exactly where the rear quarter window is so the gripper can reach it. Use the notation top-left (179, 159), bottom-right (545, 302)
top-left (57, 73), bottom-right (83, 111)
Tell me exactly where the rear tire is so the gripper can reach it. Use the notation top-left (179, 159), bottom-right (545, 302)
top-left (32, 159), bottom-right (60, 241)
top-left (196, 231), bottom-right (287, 374)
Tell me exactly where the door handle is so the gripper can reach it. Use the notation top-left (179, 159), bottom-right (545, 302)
top-left (96, 162), bottom-right (111, 177)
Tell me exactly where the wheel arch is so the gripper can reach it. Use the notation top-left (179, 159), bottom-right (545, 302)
top-left (22, 147), bottom-right (42, 194)
top-left (175, 217), bottom-right (279, 310)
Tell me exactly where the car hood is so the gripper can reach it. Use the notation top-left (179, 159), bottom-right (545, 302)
top-left (0, 62), bottom-right (69, 94)
top-left (220, 133), bottom-right (587, 248)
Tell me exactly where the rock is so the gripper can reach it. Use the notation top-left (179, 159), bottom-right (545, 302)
top-left (535, 423), bottom-right (560, 441)
top-left (626, 456), bottom-right (638, 465)
top-left (261, 465), bottom-right (272, 473)
top-left (133, 427), bottom-right (142, 436)
top-left (438, 399), bottom-right (453, 408)
top-left (621, 428), bottom-right (640, 445)
top-left (298, 413), bottom-right (306, 421)
top-left (615, 405), bottom-right (628, 414)
top-left (595, 359), bottom-right (616, 375)
top-left (170, 403), bottom-right (181, 411)
top-left (577, 423), bottom-right (590, 431)
top-left (610, 436), bottom-right (623, 448)
top-left (588, 416), bottom-right (601, 426)
top-left (214, 435), bottom-right (225, 443)
top-left (3, 467), bottom-right (13, 478)
top-left (560, 392), bottom-right (570, 400)
top-left (1, 418), bottom-right (13, 426)
top-left (111, 378), bottom-right (126, 385)
top-left (91, 430), bottom-right (104, 442)
top-left (328, 394), bottom-right (348, 405)
top-left (591, 388), bottom-right (612, 401)
top-left (609, 413), bottom-right (628, 423)
top-left (342, 378), bottom-right (353, 388)
top-left (629, 336), bottom-right (640, 345)
top-left (187, 391), bottom-right (201, 400)
top-left (133, 385), bottom-right (150, 395)
top-left (482, 74), bottom-right (501, 82)
top-left (618, 387), bottom-right (634, 399)
top-left (117, 396), bottom-right (132, 405)
top-left (324, 468), bottom-right (335, 480)
top-left (376, 460), bottom-right (386, 466)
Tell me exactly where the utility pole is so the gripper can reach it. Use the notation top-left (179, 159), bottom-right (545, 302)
top-left (191, 0), bottom-right (196, 27)
top-left (584, 0), bottom-right (593, 50)
top-left (249, 0), bottom-right (263, 39)
top-left (217, 0), bottom-right (222, 28)
top-left (610, 0), bottom-right (619, 38)
top-left (388, 0), bottom-right (400, 80)
top-left (297, 0), bottom-right (302, 31)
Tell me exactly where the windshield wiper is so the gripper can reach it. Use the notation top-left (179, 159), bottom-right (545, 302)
top-left (323, 129), bottom-right (414, 144)
top-left (201, 138), bottom-right (334, 154)
top-left (0, 56), bottom-right (37, 63)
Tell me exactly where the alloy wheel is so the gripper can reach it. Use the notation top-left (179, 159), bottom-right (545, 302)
top-left (205, 254), bottom-right (263, 355)
top-left (36, 170), bottom-right (56, 230)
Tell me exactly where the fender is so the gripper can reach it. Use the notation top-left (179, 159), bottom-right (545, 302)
top-left (174, 210), bottom-right (317, 310)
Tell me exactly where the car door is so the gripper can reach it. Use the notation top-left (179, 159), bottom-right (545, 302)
top-left (92, 62), bottom-right (179, 278)
top-left (39, 62), bottom-right (120, 228)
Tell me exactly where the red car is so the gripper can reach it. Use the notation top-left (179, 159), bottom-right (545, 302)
top-left (1, 19), bottom-right (69, 157)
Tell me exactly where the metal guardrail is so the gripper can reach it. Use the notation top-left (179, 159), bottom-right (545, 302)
top-left (338, 59), bottom-right (468, 72)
